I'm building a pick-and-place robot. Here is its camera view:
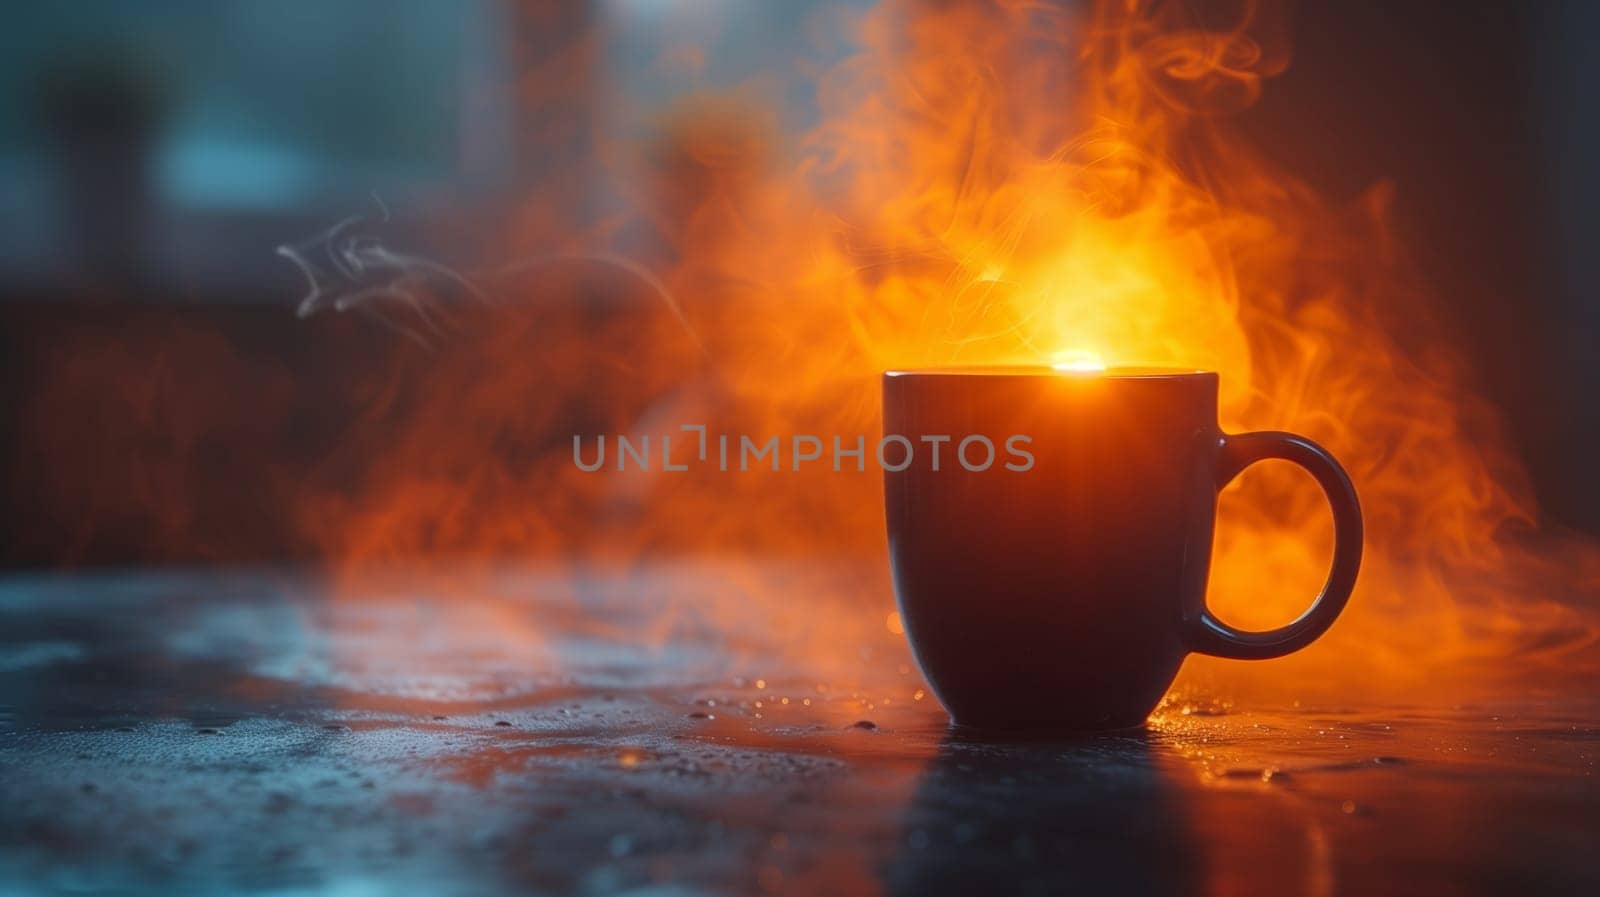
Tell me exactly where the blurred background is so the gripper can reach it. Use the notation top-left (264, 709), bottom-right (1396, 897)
top-left (0, 0), bottom-right (1595, 568)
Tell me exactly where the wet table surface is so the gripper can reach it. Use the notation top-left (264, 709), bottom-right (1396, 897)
top-left (1, 565), bottom-right (1596, 896)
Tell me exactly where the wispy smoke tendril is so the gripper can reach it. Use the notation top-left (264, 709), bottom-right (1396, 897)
top-left (275, 198), bottom-right (489, 349)
top-left (276, 198), bottom-right (703, 354)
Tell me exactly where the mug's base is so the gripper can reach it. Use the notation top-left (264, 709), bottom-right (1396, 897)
top-left (946, 716), bottom-right (1150, 740)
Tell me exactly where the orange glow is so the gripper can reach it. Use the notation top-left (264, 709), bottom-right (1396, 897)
top-left (1050, 350), bottom-right (1107, 374)
top-left (284, 0), bottom-right (1600, 704)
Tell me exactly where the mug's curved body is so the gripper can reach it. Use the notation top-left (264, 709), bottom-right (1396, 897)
top-left (882, 367), bottom-right (1361, 731)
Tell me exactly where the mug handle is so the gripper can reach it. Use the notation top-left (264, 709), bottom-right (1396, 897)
top-left (1188, 431), bottom-right (1363, 660)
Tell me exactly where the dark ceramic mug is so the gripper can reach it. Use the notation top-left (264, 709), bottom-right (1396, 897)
top-left (882, 367), bottom-right (1362, 731)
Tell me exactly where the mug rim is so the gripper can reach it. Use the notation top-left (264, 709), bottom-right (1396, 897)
top-left (884, 365), bottom-right (1216, 380)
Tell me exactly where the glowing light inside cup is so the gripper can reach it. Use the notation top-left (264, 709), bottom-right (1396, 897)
top-left (1051, 350), bottom-right (1106, 374)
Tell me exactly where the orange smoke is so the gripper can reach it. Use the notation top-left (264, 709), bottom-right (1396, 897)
top-left (304, 0), bottom-right (1598, 700)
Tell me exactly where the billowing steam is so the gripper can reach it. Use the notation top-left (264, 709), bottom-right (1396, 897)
top-left (276, 0), bottom-right (1598, 702)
